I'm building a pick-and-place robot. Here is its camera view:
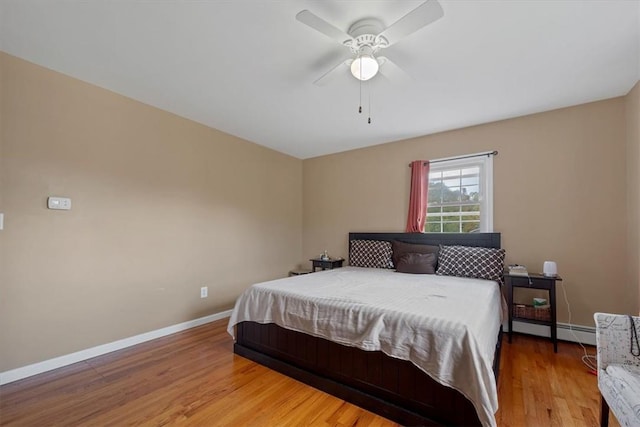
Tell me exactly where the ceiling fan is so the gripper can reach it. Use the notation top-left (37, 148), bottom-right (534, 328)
top-left (296, 0), bottom-right (444, 85)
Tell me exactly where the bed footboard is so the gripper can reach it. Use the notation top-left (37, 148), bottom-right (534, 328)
top-left (234, 321), bottom-right (502, 426)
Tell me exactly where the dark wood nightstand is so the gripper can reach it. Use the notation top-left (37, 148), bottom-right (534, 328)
top-left (310, 258), bottom-right (344, 272)
top-left (504, 272), bottom-right (562, 353)
top-left (288, 269), bottom-right (312, 277)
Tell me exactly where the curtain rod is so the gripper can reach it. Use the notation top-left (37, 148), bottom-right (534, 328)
top-left (409, 150), bottom-right (498, 166)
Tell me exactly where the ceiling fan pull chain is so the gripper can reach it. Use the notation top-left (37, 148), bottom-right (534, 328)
top-left (358, 69), bottom-right (363, 113)
top-left (368, 81), bottom-right (372, 124)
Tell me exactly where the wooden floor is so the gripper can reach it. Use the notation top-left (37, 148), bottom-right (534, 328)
top-left (0, 319), bottom-right (616, 427)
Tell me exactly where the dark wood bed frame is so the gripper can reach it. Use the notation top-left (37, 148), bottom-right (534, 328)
top-left (234, 232), bottom-right (503, 426)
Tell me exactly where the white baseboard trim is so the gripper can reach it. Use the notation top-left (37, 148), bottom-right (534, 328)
top-left (0, 309), bottom-right (233, 386)
top-left (509, 321), bottom-right (596, 346)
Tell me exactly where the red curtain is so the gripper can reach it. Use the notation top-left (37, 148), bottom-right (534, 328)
top-left (405, 160), bottom-right (430, 233)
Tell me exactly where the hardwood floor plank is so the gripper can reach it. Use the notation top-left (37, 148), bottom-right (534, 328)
top-left (0, 320), bottom-right (619, 426)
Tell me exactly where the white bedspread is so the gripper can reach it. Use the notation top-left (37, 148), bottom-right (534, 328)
top-left (227, 267), bottom-right (502, 427)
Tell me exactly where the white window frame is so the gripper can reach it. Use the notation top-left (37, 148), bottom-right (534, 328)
top-left (426, 153), bottom-right (494, 233)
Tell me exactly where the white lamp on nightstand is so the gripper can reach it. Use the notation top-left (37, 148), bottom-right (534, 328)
top-left (543, 261), bottom-right (557, 277)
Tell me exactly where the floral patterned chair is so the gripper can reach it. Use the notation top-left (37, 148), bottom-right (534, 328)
top-left (594, 313), bottom-right (640, 427)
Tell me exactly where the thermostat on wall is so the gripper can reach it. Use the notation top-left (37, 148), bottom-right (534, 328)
top-left (48, 197), bottom-right (71, 210)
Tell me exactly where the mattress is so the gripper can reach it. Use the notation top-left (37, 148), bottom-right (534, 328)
top-left (227, 266), bottom-right (503, 427)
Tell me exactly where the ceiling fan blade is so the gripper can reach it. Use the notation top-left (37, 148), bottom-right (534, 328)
top-left (313, 58), bottom-right (353, 86)
top-left (296, 10), bottom-right (354, 46)
top-left (377, 56), bottom-right (413, 85)
top-left (377, 0), bottom-right (444, 47)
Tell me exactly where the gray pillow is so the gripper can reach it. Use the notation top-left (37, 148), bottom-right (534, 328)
top-left (395, 252), bottom-right (436, 274)
top-left (391, 240), bottom-right (439, 269)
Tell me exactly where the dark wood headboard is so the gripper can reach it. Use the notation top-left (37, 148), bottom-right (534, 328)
top-left (349, 232), bottom-right (501, 250)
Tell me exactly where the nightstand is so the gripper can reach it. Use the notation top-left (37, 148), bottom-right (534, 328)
top-left (310, 258), bottom-right (343, 272)
top-left (288, 269), bottom-right (312, 277)
top-left (504, 272), bottom-right (562, 353)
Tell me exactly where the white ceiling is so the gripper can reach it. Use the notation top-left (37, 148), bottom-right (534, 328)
top-left (1, 1), bottom-right (639, 159)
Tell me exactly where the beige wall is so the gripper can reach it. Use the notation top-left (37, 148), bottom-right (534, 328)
top-left (303, 97), bottom-right (631, 326)
top-left (0, 53), bottom-right (303, 371)
top-left (1, 49), bottom-right (637, 373)
top-left (627, 81), bottom-right (640, 315)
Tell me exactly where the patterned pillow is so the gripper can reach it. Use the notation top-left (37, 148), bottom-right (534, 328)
top-left (436, 245), bottom-right (505, 282)
top-left (349, 240), bottom-right (394, 269)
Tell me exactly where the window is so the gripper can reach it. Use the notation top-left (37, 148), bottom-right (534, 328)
top-left (425, 154), bottom-right (493, 233)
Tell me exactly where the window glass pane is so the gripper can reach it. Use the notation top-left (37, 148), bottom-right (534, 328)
top-left (426, 223), bottom-right (442, 233)
top-left (462, 222), bottom-right (480, 233)
top-left (461, 204), bottom-right (480, 212)
top-left (463, 185), bottom-right (479, 195)
top-left (443, 178), bottom-right (460, 188)
top-left (443, 223), bottom-right (460, 232)
top-left (461, 176), bottom-right (479, 186)
top-left (442, 206), bottom-right (459, 213)
top-left (442, 187), bottom-right (460, 202)
top-left (442, 170), bottom-right (460, 178)
top-left (442, 215), bottom-right (460, 222)
top-left (428, 188), bottom-right (442, 203)
top-left (427, 206), bottom-right (441, 214)
top-left (461, 185), bottom-right (479, 202)
top-left (428, 171), bottom-right (442, 179)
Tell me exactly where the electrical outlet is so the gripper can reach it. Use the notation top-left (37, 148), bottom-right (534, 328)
top-left (200, 286), bottom-right (208, 298)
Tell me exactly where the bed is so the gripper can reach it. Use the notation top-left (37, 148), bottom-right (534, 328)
top-left (228, 232), bottom-right (504, 426)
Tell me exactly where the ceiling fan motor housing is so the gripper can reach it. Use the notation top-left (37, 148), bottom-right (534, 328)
top-left (345, 18), bottom-right (389, 53)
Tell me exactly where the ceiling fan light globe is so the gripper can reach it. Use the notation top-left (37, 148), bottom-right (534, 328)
top-left (350, 55), bottom-right (379, 81)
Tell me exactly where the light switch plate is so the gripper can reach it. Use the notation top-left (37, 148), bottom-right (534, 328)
top-left (48, 197), bottom-right (71, 210)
